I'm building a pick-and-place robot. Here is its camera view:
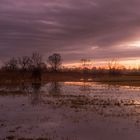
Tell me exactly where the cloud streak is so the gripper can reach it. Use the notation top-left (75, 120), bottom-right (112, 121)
top-left (0, 0), bottom-right (140, 64)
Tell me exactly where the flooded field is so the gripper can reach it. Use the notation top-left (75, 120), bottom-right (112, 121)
top-left (0, 82), bottom-right (140, 140)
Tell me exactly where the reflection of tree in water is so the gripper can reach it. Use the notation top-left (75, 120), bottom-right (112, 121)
top-left (0, 83), bottom-right (31, 95)
top-left (29, 83), bottom-right (42, 105)
top-left (106, 84), bottom-right (120, 93)
top-left (0, 82), bottom-right (43, 105)
top-left (20, 83), bottom-right (32, 94)
top-left (79, 74), bottom-right (92, 94)
top-left (79, 77), bottom-right (91, 93)
top-left (79, 82), bottom-right (91, 94)
top-left (48, 82), bottom-right (62, 96)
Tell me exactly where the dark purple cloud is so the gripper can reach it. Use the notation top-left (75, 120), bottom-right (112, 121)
top-left (0, 0), bottom-right (140, 64)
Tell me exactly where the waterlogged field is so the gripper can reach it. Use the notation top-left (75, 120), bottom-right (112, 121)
top-left (0, 82), bottom-right (140, 140)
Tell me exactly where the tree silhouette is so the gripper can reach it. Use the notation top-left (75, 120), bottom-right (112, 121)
top-left (18, 56), bottom-right (32, 71)
top-left (4, 57), bottom-right (18, 71)
top-left (31, 52), bottom-right (42, 68)
top-left (81, 59), bottom-right (91, 74)
top-left (48, 53), bottom-right (62, 72)
top-left (31, 52), bottom-right (43, 82)
top-left (107, 59), bottom-right (122, 75)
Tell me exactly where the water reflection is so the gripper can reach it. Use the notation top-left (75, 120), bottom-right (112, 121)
top-left (20, 83), bottom-right (32, 94)
top-left (0, 81), bottom-right (140, 106)
top-left (48, 82), bottom-right (62, 96)
top-left (79, 82), bottom-right (91, 94)
top-left (0, 84), bottom-right (30, 95)
top-left (107, 84), bottom-right (120, 91)
top-left (29, 83), bottom-right (42, 105)
top-left (1, 82), bottom-right (140, 140)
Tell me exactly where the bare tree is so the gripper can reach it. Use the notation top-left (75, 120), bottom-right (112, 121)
top-left (81, 59), bottom-right (91, 68)
top-left (31, 52), bottom-right (42, 68)
top-left (81, 59), bottom-right (91, 73)
top-left (17, 56), bottom-right (32, 81)
top-left (48, 82), bottom-right (62, 96)
top-left (107, 59), bottom-right (122, 75)
top-left (4, 57), bottom-right (18, 71)
top-left (31, 52), bottom-right (43, 82)
top-left (18, 56), bottom-right (32, 71)
top-left (48, 53), bottom-right (62, 72)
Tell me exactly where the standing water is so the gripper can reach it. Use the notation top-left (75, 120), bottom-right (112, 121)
top-left (0, 82), bottom-right (140, 140)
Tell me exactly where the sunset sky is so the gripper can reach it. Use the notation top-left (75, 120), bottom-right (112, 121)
top-left (0, 0), bottom-right (140, 67)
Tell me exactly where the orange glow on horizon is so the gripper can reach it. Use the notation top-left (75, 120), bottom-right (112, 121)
top-left (63, 58), bottom-right (140, 69)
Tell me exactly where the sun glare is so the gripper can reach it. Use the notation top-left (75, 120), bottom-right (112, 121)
top-left (129, 41), bottom-right (140, 48)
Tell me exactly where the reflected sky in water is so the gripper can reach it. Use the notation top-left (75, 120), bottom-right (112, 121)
top-left (0, 82), bottom-right (140, 139)
top-left (0, 81), bottom-right (140, 105)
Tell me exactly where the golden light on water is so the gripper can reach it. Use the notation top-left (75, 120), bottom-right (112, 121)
top-left (64, 82), bottom-right (94, 86)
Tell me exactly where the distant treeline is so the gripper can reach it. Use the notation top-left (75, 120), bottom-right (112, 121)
top-left (0, 52), bottom-right (140, 76)
top-left (0, 52), bottom-right (62, 72)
